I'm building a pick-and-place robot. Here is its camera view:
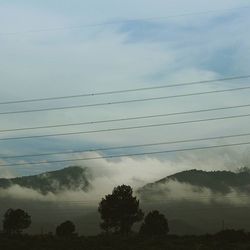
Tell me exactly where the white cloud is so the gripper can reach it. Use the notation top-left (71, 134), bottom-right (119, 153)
top-left (0, 1), bottom-right (249, 177)
top-left (1, 148), bottom-right (250, 206)
top-left (138, 180), bottom-right (250, 205)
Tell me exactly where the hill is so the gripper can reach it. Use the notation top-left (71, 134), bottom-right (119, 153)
top-left (138, 169), bottom-right (250, 198)
top-left (136, 169), bottom-right (250, 234)
top-left (0, 166), bottom-right (90, 194)
top-left (2, 168), bottom-right (250, 235)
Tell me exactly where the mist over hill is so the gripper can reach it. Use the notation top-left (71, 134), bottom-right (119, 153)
top-left (136, 169), bottom-right (250, 235)
top-left (2, 167), bottom-right (250, 197)
top-left (0, 166), bottom-right (90, 195)
top-left (138, 169), bottom-right (250, 200)
top-left (1, 167), bottom-right (250, 235)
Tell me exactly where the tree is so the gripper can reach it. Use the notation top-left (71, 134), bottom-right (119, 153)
top-left (3, 208), bottom-right (31, 235)
top-left (56, 220), bottom-right (76, 237)
top-left (140, 210), bottom-right (169, 237)
top-left (98, 185), bottom-right (144, 235)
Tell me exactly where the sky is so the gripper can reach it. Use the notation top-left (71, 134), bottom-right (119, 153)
top-left (0, 0), bottom-right (250, 182)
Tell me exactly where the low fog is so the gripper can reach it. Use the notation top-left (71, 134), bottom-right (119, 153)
top-left (0, 149), bottom-right (250, 235)
top-left (0, 148), bottom-right (249, 204)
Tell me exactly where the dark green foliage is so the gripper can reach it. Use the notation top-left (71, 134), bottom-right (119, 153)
top-left (3, 208), bottom-right (31, 235)
top-left (56, 220), bottom-right (76, 237)
top-left (0, 166), bottom-right (90, 194)
top-left (98, 185), bottom-right (144, 235)
top-left (140, 210), bottom-right (169, 237)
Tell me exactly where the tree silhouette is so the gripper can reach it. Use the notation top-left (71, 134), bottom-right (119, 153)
top-left (98, 185), bottom-right (144, 235)
top-left (56, 220), bottom-right (76, 237)
top-left (140, 210), bottom-right (169, 237)
top-left (3, 208), bottom-right (31, 235)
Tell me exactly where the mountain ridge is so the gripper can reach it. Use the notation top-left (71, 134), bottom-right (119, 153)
top-left (138, 169), bottom-right (250, 198)
top-left (0, 166), bottom-right (90, 194)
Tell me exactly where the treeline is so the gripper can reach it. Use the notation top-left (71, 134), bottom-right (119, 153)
top-left (1, 185), bottom-right (250, 250)
top-left (1, 185), bottom-right (169, 237)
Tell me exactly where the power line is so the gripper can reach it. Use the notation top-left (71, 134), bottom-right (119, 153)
top-left (0, 5), bottom-right (249, 36)
top-left (1, 131), bottom-right (250, 159)
top-left (0, 112), bottom-right (250, 141)
top-left (1, 140), bottom-right (250, 167)
top-left (0, 75), bottom-right (249, 106)
top-left (1, 103), bottom-right (250, 133)
top-left (1, 85), bottom-right (250, 115)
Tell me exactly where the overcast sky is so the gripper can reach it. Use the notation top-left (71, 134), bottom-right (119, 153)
top-left (0, 1), bottom-right (250, 179)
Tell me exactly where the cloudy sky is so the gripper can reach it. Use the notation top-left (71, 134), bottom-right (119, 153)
top-left (0, 0), bottom-right (250, 180)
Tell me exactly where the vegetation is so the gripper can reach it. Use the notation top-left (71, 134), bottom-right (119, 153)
top-left (98, 185), bottom-right (144, 235)
top-left (139, 169), bottom-right (250, 198)
top-left (0, 166), bottom-right (90, 194)
top-left (3, 208), bottom-right (31, 235)
top-left (140, 210), bottom-right (169, 237)
top-left (1, 184), bottom-right (250, 249)
top-left (56, 221), bottom-right (76, 237)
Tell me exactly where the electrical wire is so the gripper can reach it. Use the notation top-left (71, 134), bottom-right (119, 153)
top-left (1, 103), bottom-right (250, 133)
top-left (0, 75), bottom-right (249, 105)
top-left (1, 140), bottom-right (250, 167)
top-left (1, 131), bottom-right (250, 159)
top-left (0, 112), bottom-right (250, 141)
top-left (1, 85), bottom-right (250, 115)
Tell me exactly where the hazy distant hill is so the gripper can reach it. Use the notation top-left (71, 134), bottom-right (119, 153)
top-left (1, 168), bottom-right (250, 235)
top-left (138, 169), bottom-right (250, 198)
top-left (136, 169), bottom-right (250, 235)
top-left (0, 166), bottom-right (90, 194)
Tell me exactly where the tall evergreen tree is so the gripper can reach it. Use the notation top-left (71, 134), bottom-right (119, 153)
top-left (98, 185), bottom-right (144, 235)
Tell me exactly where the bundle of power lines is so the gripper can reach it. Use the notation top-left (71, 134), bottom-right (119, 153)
top-left (1, 75), bottom-right (250, 168)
